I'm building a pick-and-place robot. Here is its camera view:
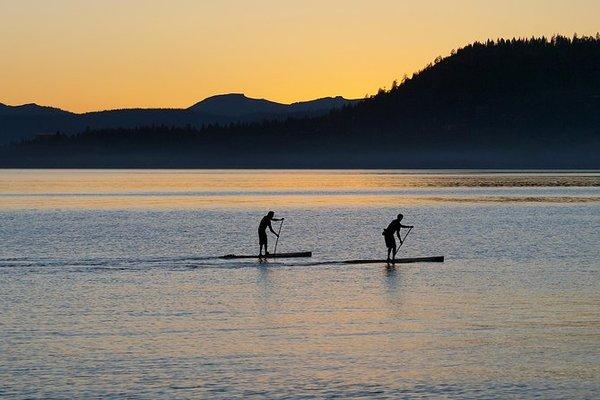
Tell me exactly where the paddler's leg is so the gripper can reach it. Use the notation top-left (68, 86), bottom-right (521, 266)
top-left (258, 230), bottom-right (267, 257)
top-left (264, 235), bottom-right (270, 255)
top-left (390, 235), bottom-right (397, 264)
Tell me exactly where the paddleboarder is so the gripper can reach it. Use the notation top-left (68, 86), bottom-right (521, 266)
top-left (258, 211), bottom-right (284, 257)
top-left (383, 213), bottom-right (414, 263)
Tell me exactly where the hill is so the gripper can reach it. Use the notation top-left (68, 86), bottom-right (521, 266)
top-left (189, 93), bottom-right (354, 117)
top-left (188, 94), bottom-right (287, 116)
top-left (3, 35), bottom-right (599, 168)
top-left (0, 95), bottom-right (356, 144)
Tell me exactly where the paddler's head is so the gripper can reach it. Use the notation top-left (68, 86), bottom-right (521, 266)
top-left (268, 211), bottom-right (275, 218)
top-left (397, 213), bottom-right (404, 221)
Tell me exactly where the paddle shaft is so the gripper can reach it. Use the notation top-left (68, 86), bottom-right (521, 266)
top-left (273, 220), bottom-right (284, 255)
top-left (394, 226), bottom-right (413, 255)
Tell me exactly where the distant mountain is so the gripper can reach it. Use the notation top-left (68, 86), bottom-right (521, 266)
top-left (0, 103), bottom-right (75, 144)
top-left (188, 94), bottom-right (288, 116)
top-left (188, 93), bottom-right (357, 117)
top-left (0, 95), bottom-right (357, 144)
top-left (0, 103), bottom-right (70, 116)
top-left (0, 105), bottom-right (216, 144)
top-left (3, 35), bottom-right (599, 168)
top-left (288, 96), bottom-right (352, 113)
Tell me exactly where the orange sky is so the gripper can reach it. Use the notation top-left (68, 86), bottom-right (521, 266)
top-left (1, 0), bottom-right (598, 112)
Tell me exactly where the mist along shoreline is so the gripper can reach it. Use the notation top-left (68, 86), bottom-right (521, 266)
top-left (1, 146), bottom-right (598, 169)
top-left (1, 166), bottom-right (600, 172)
top-left (1, 168), bottom-right (600, 176)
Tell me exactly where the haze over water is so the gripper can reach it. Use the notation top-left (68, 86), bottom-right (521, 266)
top-left (1, 170), bottom-right (599, 398)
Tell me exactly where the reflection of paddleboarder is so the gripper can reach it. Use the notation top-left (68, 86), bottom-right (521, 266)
top-left (258, 211), bottom-right (284, 257)
top-left (383, 213), bottom-right (413, 263)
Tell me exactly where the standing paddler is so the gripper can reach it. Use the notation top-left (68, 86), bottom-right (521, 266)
top-left (383, 213), bottom-right (414, 263)
top-left (258, 211), bottom-right (284, 257)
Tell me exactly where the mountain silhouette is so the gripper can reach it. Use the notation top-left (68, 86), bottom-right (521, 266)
top-left (188, 94), bottom-right (288, 116)
top-left (0, 103), bottom-right (69, 116)
top-left (3, 35), bottom-right (599, 168)
top-left (188, 93), bottom-right (355, 117)
top-left (0, 95), bottom-right (357, 144)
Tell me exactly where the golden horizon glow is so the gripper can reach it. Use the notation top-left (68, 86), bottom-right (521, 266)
top-left (1, 170), bottom-right (598, 209)
top-left (1, 0), bottom-right (599, 113)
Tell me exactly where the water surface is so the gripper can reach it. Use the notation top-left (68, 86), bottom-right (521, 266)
top-left (1, 170), bottom-right (599, 398)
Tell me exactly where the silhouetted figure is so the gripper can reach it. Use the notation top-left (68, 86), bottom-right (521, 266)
top-left (383, 213), bottom-right (414, 264)
top-left (258, 211), bottom-right (284, 257)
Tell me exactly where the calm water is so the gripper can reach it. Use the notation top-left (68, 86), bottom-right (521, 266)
top-left (1, 170), bottom-right (599, 399)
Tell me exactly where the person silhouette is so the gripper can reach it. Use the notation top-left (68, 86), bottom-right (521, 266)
top-left (258, 211), bottom-right (284, 257)
top-left (383, 213), bottom-right (413, 264)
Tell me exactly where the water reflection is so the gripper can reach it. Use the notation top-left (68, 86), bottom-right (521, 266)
top-left (1, 169), bottom-right (599, 194)
top-left (0, 169), bottom-right (598, 209)
top-left (383, 265), bottom-right (406, 308)
top-left (384, 265), bottom-right (399, 288)
top-left (256, 263), bottom-right (273, 315)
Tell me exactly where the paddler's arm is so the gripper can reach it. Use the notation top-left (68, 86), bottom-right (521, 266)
top-left (269, 217), bottom-right (284, 235)
top-left (268, 222), bottom-right (279, 236)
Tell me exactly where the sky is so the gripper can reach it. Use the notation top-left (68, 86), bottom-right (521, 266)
top-left (1, 0), bottom-right (599, 112)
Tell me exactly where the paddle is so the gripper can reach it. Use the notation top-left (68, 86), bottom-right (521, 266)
top-left (273, 219), bottom-right (284, 255)
top-left (394, 226), bottom-right (413, 256)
